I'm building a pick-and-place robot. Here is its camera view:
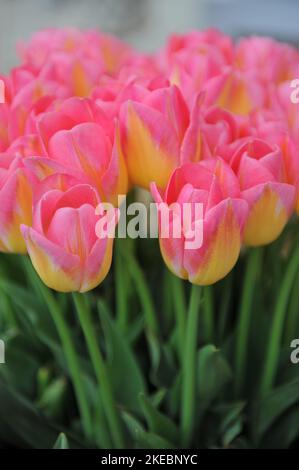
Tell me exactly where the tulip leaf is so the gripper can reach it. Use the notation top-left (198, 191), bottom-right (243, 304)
top-left (122, 411), bottom-right (175, 449)
top-left (260, 403), bottom-right (299, 448)
top-left (37, 377), bottom-right (68, 420)
top-left (0, 335), bottom-right (41, 396)
top-left (213, 402), bottom-right (245, 447)
top-left (252, 378), bottom-right (299, 443)
top-left (53, 433), bottom-right (69, 449)
top-left (98, 302), bottom-right (146, 413)
top-left (0, 380), bottom-right (82, 449)
top-left (139, 393), bottom-right (180, 445)
top-left (197, 345), bottom-right (232, 415)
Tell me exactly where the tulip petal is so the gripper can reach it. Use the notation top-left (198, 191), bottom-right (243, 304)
top-left (120, 100), bottom-right (180, 189)
top-left (242, 182), bottom-right (295, 246)
top-left (21, 225), bottom-right (82, 292)
top-left (184, 199), bottom-right (247, 285)
top-left (82, 238), bottom-right (114, 293)
top-left (0, 170), bottom-right (33, 254)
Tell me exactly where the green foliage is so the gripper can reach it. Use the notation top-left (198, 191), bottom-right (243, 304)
top-left (1, 227), bottom-right (299, 449)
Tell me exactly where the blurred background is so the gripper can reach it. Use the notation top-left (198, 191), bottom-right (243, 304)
top-left (1, 0), bottom-right (299, 72)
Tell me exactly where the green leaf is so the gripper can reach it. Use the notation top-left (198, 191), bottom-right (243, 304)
top-left (219, 403), bottom-right (244, 448)
top-left (150, 341), bottom-right (177, 389)
top-left (197, 345), bottom-right (232, 415)
top-left (261, 403), bottom-right (299, 448)
top-left (37, 378), bottom-right (68, 420)
top-left (53, 433), bottom-right (69, 449)
top-left (252, 378), bottom-right (299, 443)
top-left (0, 279), bottom-right (42, 314)
top-left (122, 412), bottom-right (174, 449)
top-left (98, 302), bottom-right (146, 413)
top-left (139, 393), bottom-right (179, 445)
top-left (0, 380), bottom-right (82, 449)
top-left (0, 335), bottom-right (41, 396)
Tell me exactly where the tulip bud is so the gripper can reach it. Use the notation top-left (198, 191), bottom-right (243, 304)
top-left (21, 184), bottom-right (117, 293)
top-left (231, 139), bottom-right (295, 246)
top-left (0, 154), bottom-right (34, 254)
top-left (151, 158), bottom-right (248, 285)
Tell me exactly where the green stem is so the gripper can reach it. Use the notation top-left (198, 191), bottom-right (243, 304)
top-left (0, 266), bottom-right (17, 329)
top-left (38, 283), bottom-right (92, 440)
top-left (202, 286), bottom-right (214, 343)
top-left (217, 273), bottom-right (233, 343)
top-left (124, 253), bottom-right (158, 336)
top-left (73, 293), bottom-right (125, 449)
top-left (259, 243), bottom-right (299, 399)
top-left (283, 268), bottom-right (299, 345)
top-left (181, 284), bottom-right (201, 447)
top-left (162, 269), bottom-right (173, 329)
top-left (234, 248), bottom-right (262, 397)
top-left (170, 274), bottom-right (187, 358)
top-left (115, 243), bottom-right (128, 331)
top-left (0, 291), bottom-right (17, 329)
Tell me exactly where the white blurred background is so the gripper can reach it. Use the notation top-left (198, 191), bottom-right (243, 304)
top-left (0, 0), bottom-right (298, 72)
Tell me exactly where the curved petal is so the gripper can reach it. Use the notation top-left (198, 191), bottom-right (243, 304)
top-left (21, 225), bottom-right (82, 292)
top-left (81, 237), bottom-right (114, 292)
top-left (242, 182), bottom-right (295, 246)
top-left (120, 100), bottom-right (180, 189)
top-left (184, 198), bottom-right (248, 285)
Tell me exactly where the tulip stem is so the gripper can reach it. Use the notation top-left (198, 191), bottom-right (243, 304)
top-left (234, 248), bottom-right (263, 397)
top-left (124, 253), bottom-right (159, 336)
top-left (170, 274), bottom-right (187, 358)
top-left (259, 243), bottom-right (299, 399)
top-left (115, 241), bottom-right (128, 330)
top-left (203, 286), bottom-right (214, 343)
top-left (73, 292), bottom-right (125, 449)
top-left (217, 273), bottom-right (233, 343)
top-left (283, 268), bottom-right (299, 345)
top-left (181, 284), bottom-right (201, 447)
top-left (36, 281), bottom-right (92, 440)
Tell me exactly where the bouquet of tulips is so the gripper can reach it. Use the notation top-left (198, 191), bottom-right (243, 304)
top-left (1, 28), bottom-right (299, 450)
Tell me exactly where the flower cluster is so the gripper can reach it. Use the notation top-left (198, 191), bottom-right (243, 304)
top-left (1, 28), bottom-right (298, 291)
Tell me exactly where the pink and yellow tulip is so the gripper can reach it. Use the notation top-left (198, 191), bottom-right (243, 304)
top-left (235, 36), bottom-right (299, 84)
top-left (25, 97), bottom-right (128, 205)
top-left (230, 139), bottom-right (295, 246)
top-left (19, 28), bottom-right (134, 78)
top-left (120, 85), bottom-right (203, 190)
top-left (21, 184), bottom-right (117, 293)
top-left (151, 158), bottom-right (248, 285)
top-left (0, 154), bottom-right (34, 254)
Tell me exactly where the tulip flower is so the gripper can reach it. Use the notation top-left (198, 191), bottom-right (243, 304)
top-left (158, 30), bottom-right (233, 107)
top-left (193, 105), bottom-right (249, 161)
top-left (17, 29), bottom-right (140, 98)
top-left (120, 85), bottom-right (202, 190)
top-left (7, 76), bottom-right (67, 143)
top-left (202, 68), bottom-right (265, 116)
top-left (248, 109), bottom-right (299, 214)
top-left (21, 184), bottom-right (117, 293)
top-left (0, 154), bottom-right (34, 254)
top-left (19, 28), bottom-right (134, 76)
top-left (230, 139), bottom-right (295, 246)
top-left (235, 36), bottom-right (299, 84)
top-left (270, 81), bottom-right (299, 149)
top-left (0, 103), bottom-right (9, 152)
top-left (161, 29), bottom-right (234, 64)
top-left (151, 159), bottom-right (248, 285)
top-left (25, 97), bottom-right (128, 206)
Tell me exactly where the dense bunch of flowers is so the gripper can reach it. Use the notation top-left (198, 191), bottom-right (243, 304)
top-left (1, 28), bottom-right (299, 291)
